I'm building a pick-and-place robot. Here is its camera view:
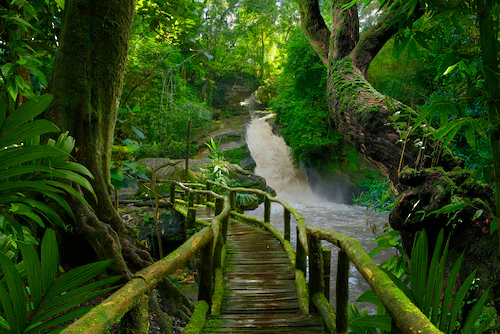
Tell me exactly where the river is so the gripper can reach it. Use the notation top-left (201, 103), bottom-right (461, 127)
top-left (244, 114), bottom-right (392, 310)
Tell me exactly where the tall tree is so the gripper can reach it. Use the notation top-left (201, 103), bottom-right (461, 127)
top-left (298, 0), bottom-right (500, 310)
top-left (46, 0), bottom-right (148, 279)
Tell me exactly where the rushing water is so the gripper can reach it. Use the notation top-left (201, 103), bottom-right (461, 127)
top-left (245, 114), bottom-right (392, 310)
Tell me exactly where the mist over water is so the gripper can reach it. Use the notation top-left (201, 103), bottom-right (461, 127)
top-left (245, 115), bottom-right (392, 309)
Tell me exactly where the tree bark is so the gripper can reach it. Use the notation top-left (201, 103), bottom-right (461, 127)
top-left (46, 0), bottom-right (152, 278)
top-left (298, 0), bottom-right (499, 306)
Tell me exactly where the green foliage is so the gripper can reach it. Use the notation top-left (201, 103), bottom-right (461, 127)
top-left (0, 228), bottom-right (121, 333)
top-left (201, 138), bottom-right (233, 186)
top-left (271, 28), bottom-right (342, 165)
top-left (352, 179), bottom-right (394, 211)
top-left (355, 229), bottom-right (495, 333)
top-left (0, 95), bottom-right (94, 239)
top-left (0, 0), bottom-right (61, 105)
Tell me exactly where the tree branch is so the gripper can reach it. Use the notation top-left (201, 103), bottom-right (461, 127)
top-left (351, 5), bottom-right (424, 76)
top-left (297, 0), bottom-right (330, 66)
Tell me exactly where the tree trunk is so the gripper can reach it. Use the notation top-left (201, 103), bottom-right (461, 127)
top-left (46, 0), bottom-right (195, 329)
top-left (298, 0), bottom-right (499, 306)
top-left (46, 0), bottom-right (151, 278)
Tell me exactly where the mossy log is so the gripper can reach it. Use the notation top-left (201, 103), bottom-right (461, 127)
top-left (312, 292), bottom-right (336, 333)
top-left (62, 227), bottom-right (213, 333)
top-left (295, 269), bottom-right (310, 315)
top-left (307, 226), bottom-right (442, 334)
top-left (184, 301), bottom-right (210, 334)
top-left (211, 267), bottom-right (224, 316)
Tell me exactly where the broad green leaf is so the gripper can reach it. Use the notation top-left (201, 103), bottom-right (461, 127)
top-left (0, 119), bottom-right (60, 148)
top-left (356, 290), bottom-right (383, 307)
top-left (45, 260), bottom-right (113, 299)
top-left (0, 97), bottom-right (6, 129)
top-left (41, 229), bottom-right (59, 294)
top-left (28, 287), bottom-right (117, 331)
top-left (439, 252), bottom-right (464, 330)
top-left (413, 106), bottom-right (433, 130)
top-left (0, 145), bottom-right (68, 169)
top-left (431, 239), bottom-right (449, 324)
top-left (464, 123), bottom-right (476, 148)
top-left (0, 251), bottom-right (28, 329)
top-left (2, 94), bottom-right (54, 132)
top-left (0, 281), bottom-right (15, 332)
top-left (448, 270), bottom-right (476, 332)
top-left (58, 161), bottom-right (94, 179)
top-left (462, 286), bottom-right (491, 333)
top-left (19, 242), bottom-right (43, 309)
top-left (349, 315), bottom-right (392, 331)
top-left (40, 275), bottom-right (121, 311)
top-left (443, 62), bottom-right (458, 75)
top-left (45, 180), bottom-right (95, 208)
top-left (411, 229), bottom-right (428, 308)
top-left (423, 229), bottom-right (444, 316)
top-left (0, 315), bottom-right (10, 330)
top-left (25, 305), bottom-right (94, 334)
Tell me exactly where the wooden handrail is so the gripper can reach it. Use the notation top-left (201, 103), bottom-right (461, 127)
top-left (204, 180), bottom-right (441, 334)
top-left (63, 181), bottom-right (232, 334)
top-left (62, 227), bottom-right (213, 333)
top-left (63, 180), bottom-right (441, 334)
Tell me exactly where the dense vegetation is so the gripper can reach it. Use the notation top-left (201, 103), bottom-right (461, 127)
top-left (0, 0), bottom-right (499, 332)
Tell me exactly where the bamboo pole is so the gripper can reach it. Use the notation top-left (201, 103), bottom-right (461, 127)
top-left (296, 226), bottom-right (307, 277)
top-left (323, 247), bottom-right (331, 301)
top-left (170, 183), bottom-right (176, 205)
top-left (309, 234), bottom-right (324, 312)
top-left (264, 195), bottom-right (271, 222)
top-left (284, 207), bottom-right (291, 241)
top-left (336, 249), bottom-right (349, 334)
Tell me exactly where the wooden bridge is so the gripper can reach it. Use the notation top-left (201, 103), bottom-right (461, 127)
top-left (61, 181), bottom-right (442, 334)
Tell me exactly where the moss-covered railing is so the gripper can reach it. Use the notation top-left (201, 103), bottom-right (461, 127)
top-left (62, 180), bottom-right (441, 334)
top-left (61, 181), bottom-right (231, 333)
top-left (195, 180), bottom-right (442, 334)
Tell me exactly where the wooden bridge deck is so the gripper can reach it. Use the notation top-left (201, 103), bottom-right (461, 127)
top-left (204, 219), bottom-right (325, 333)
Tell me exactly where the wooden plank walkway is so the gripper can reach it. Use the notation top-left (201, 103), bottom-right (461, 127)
top-left (204, 219), bottom-right (325, 333)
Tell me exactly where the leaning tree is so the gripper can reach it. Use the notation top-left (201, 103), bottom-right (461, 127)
top-left (297, 0), bottom-right (500, 309)
top-left (46, 0), bottom-right (193, 330)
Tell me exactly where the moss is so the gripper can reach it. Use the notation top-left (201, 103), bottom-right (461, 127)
top-left (211, 268), bottom-right (224, 316)
top-left (184, 301), bottom-right (209, 334)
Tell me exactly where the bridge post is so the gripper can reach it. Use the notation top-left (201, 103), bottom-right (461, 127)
top-left (284, 208), bottom-right (291, 241)
top-left (296, 226), bottom-right (307, 277)
top-left (186, 207), bottom-right (196, 236)
top-left (188, 191), bottom-right (194, 208)
top-left (336, 249), bottom-right (349, 333)
top-left (205, 181), bottom-right (211, 203)
top-left (199, 238), bottom-right (214, 306)
top-left (308, 234), bottom-right (324, 312)
top-left (264, 196), bottom-right (271, 223)
top-left (170, 183), bottom-right (176, 205)
top-left (322, 247), bottom-right (331, 301)
top-left (230, 190), bottom-right (236, 210)
top-left (119, 294), bottom-right (149, 334)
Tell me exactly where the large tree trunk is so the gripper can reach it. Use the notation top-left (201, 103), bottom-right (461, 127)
top-left (298, 0), bottom-right (499, 309)
top-left (46, 0), bottom-right (150, 278)
top-left (46, 1), bottom-right (194, 329)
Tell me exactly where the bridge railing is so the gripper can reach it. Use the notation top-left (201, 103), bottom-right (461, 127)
top-left (62, 181), bottom-right (231, 333)
top-left (62, 180), bottom-right (441, 334)
top-left (203, 180), bottom-right (441, 334)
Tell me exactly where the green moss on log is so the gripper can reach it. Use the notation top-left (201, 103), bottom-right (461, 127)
top-left (184, 301), bottom-right (209, 334)
top-left (295, 269), bottom-right (309, 315)
top-left (211, 268), bottom-right (224, 316)
top-left (312, 292), bottom-right (336, 333)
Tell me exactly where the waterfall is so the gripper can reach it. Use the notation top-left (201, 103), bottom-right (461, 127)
top-left (245, 115), bottom-right (318, 202)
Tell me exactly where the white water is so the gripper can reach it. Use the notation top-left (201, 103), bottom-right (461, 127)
top-left (245, 115), bottom-right (392, 309)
